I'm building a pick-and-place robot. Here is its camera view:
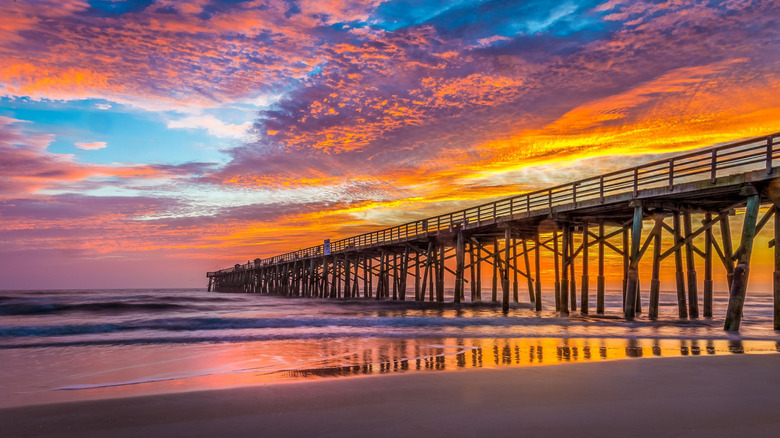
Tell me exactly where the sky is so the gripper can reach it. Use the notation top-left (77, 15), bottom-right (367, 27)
top-left (1, 0), bottom-right (779, 289)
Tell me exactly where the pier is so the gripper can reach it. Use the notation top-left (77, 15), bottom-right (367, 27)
top-left (208, 133), bottom-right (780, 331)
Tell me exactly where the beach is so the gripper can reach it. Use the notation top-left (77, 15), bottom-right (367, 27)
top-left (3, 353), bottom-right (780, 437)
top-left (3, 289), bottom-right (780, 436)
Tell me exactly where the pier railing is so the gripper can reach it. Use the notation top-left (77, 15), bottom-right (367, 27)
top-left (210, 133), bottom-right (778, 274)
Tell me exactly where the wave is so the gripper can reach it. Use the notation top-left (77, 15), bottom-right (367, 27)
top-left (0, 314), bottom-right (716, 339)
top-left (0, 302), bottom-right (193, 316)
top-left (2, 330), bottom-right (776, 350)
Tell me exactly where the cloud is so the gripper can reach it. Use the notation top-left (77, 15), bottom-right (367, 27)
top-left (74, 141), bottom-right (107, 150)
top-left (167, 115), bottom-right (254, 140)
top-left (0, 117), bottom-right (214, 198)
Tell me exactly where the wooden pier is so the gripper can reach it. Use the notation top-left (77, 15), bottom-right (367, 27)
top-left (208, 133), bottom-right (780, 331)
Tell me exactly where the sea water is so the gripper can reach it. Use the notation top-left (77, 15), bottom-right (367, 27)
top-left (1, 288), bottom-right (778, 408)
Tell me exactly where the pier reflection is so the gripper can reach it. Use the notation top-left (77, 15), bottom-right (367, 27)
top-left (277, 338), bottom-right (777, 380)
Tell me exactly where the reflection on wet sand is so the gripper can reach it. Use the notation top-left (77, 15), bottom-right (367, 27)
top-left (279, 338), bottom-right (777, 380)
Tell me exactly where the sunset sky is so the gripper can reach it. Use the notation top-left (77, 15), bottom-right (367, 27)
top-left (1, 0), bottom-right (779, 289)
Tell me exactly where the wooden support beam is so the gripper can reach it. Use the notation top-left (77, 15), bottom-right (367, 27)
top-left (581, 223), bottom-right (589, 315)
top-left (352, 257), bottom-right (360, 298)
top-left (704, 213), bottom-right (714, 317)
top-left (492, 238), bottom-right (499, 303)
top-left (469, 242), bottom-right (477, 302)
top-left (569, 226), bottom-right (577, 312)
top-left (429, 248), bottom-right (435, 302)
top-left (322, 256), bottom-right (330, 299)
top-left (649, 217), bottom-right (663, 319)
top-left (586, 230), bottom-right (625, 256)
top-left (502, 227), bottom-right (511, 313)
top-left (455, 230), bottom-right (464, 303)
top-left (367, 257), bottom-right (373, 298)
top-left (673, 212), bottom-right (688, 318)
top-left (564, 241), bottom-right (584, 268)
top-left (775, 205), bottom-right (780, 330)
top-left (414, 252), bottom-right (419, 301)
top-left (622, 228), bottom-right (629, 308)
top-left (513, 238), bottom-right (519, 303)
top-left (720, 213), bottom-right (735, 291)
top-left (535, 233), bottom-right (542, 311)
top-left (523, 239), bottom-right (534, 303)
top-left (344, 256), bottom-right (351, 299)
top-left (376, 252), bottom-right (385, 300)
top-left (625, 205), bottom-right (643, 319)
top-left (684, 211), bottom-right (699, 317)
top-left (476, 240), bottom-right (482, 302)
top-left (419, 242), bottom-right (432, 301)
top-left (553, 228), bottom-right (561, 312)
top-left (403, 248), bottom-right (411, 300)
top-left (560, 225), bottom-right (570, 315)
top-left (392, 253), bottom-right (398, 300)
top-left (597, 222), bottom-right (605, 315)
top-left (731, 205), bottom-right (776, 261)
top-left (725, 193), bottom-right (761, 331)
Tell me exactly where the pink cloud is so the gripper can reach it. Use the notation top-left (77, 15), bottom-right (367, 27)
top-left (75, 141), bottom-right (107, 150)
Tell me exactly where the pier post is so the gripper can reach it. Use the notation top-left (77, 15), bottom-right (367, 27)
top-left (774, 206), bottom-right (780, 330)
top-left (673, 212), bottom-right (688, 318)
top-left (344, 256), bottom-right (351, 299)
top-left (352, 257), bottom-right (360, 298)
top-left (420, 242), bottom-right (432, 301)
top-left (535, 232), bottom-right (542, 311)
top-left (414, 251), bottom-right (420, 301)
top-left (622, 228), bottom-right (629, 308)
top-left (720, 214), bottom-right (735, 290)
top-left (367, 256), bottom-right (373, 298)
top-left (362, 256), bottom-right (368, 298)
top-left (560, 224), bottom-right (570, 315)
top-left (455, 229), bottom-right (465, 304)
top-left (649, 217), bottom-right (662, 319)
top-left (597, 222), bottom-right (605, 315)
top-left (725, 193), bottom-right (760, 331)
top-left (301, 260), bottom-right (308, 296)
top-left (322, 256), bottom-right (330, 299)
top-left (625, 205), bottom-right (643, 320)
top-left (553, 229), bottom-right (561, 311)
top-left (437, 244), bottom-right (445, 302)
top-left (469, 242), bottom-right (476, 301)
top-left (581, 222), bottom-right (589, 315)
top-left (385, 251), bottom-right (392, 299)
top-left (569, 225), bottom-right (577, 311)
top-left (429, 246), bottom-right (435, 302)
top-left (513, 237), bottom-right (519, 303)
top-left (492, 238), bottom-right (499, 302)
top-left (400, 247), bottom-right (409, 301)
top-left (684, 212), bottom-right (699, 317)
top-left (523, 239), bottom-right (534, 303)
top-left (704, 213), bottom-right (714, 317)
top-left (274, 264), bottom-right (280, 295)
top-left (392, 253), bottom-right (398, 300)
top-left (502, 227), bottom-right (511, 313)
top-left (476, 241), bottom-right (482, 301)
top-left (377, 252), bottom-right (385, 299)
top-left (336, 259), bottom-right (342, 298)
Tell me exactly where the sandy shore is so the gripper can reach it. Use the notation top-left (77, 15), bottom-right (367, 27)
top-left (2, 353), bottom-right (780, 437)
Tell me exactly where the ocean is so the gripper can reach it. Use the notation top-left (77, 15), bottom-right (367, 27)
top-left (1, 288), bottom-right (778, 408)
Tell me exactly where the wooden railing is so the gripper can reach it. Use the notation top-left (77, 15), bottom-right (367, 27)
top-left (209, 133), bottom-right (778, 275)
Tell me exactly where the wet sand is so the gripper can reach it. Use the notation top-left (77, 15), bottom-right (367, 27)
top-left (2, 353), bottom-right (780, 437)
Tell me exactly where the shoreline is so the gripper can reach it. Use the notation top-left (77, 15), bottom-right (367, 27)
top-left (3, 353), bottom-right (780, 437)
